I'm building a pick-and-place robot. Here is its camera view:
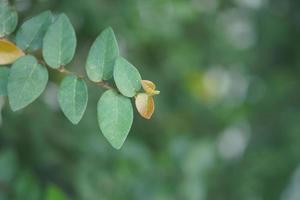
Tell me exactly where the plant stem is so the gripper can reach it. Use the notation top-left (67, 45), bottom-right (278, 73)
top-left (57, 66), bottom-right (114, 90)
top-left (95, 81), bottom-right (113, 90)
top-left (7, 38), bottom-right (115, 91)
top-left (58, 66), bottom-right (83, 78)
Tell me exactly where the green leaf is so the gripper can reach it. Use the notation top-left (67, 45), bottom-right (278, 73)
top-left (46, 184), bottom-right (68, 200)
top-left (86, 27), bottom-right (119, 82)
top-left (113, 57), bottom-right (141, 97)
top-left (16, 10), bottom-right (52, 51)
top-left (58, 75), bottom-right (88, 124)
top-left (42, 14), bottom-right (76, 69)
top-left (0, 67), bottom-right (9, 96)
top-left (0, 3), bottom-right (18, 37)
top-left (97, 90), bottom-right (133, 149)
top-left (8, 55), bottom-right (48, 111)
top-left (15, 171), bottom-right (41, 200)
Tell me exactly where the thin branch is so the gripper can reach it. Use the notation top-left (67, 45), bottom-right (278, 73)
top-left (5, 38), bottom-right (115, 91)
top-left (58, 66), bottom-right (83, 78)
top-left (57, 66), bottom-right (114, 90)
top-left (95, 81), bottom-right (113, 90)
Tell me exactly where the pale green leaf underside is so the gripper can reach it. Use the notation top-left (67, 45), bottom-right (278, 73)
top-left (97, 90), bottom-right (133, 149)
top-left (46, 185), bottom-right (67, 200)
top-left (0, 4), bottom-right (18, 37)
top-left (8, 55), bottom-right (48, 111)
top-left (113, 57), bottom-right (142, 97)
top-left (16, 10), bottom-right (52, 51)
top-left (58, 75), bottom-right (88, 124)
top-left (0, 67), bottom-right (9, 96)
top-left (86, 27), bottom-right (119, 81)
top-left (43, 14), bottom-right (76, 69)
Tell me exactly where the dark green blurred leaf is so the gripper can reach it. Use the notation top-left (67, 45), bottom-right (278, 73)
top-left (0, 149), bottom-right (18, 184)
top-left (0, 67), bottom-right (9, 96)
top-left (0, 39), bottom-right (25, 65)
top-left (14, 171), bottom-right (41, 200)
top-left (46, 185), bottom-right (68, 200)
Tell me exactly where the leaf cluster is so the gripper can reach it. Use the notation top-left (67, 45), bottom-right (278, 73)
top-left (0, 3), bottom-right (159, 149)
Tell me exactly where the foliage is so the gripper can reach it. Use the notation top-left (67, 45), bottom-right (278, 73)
top-left (0, 3), bottom-right (17, 37)
top-left (0, 0), bottom-right (299, 199)
top-left (0, 2), bottom-right (159, 150)
top-left (0, 39), bottom-right (24, 64)
top-left (58, 75), bottom-right (88, 124)
top-left (86, 27), bottom-right (119, 81)
top-left (7, 55), bottom-right (48, 111)
top-left (46, 185), bottom-right (68, 200)
top-left (97, 90), bottom-right (133, 149)
top-left (42, 13), bottom-right (76, 69)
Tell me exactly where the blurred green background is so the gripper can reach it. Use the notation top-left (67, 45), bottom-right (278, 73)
top-left (1, 0), bottom-right (300, 199)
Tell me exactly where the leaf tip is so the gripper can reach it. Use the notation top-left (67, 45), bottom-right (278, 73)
top-left (112, 143), bottom-right (123, 150)
top-left (69, 118), bottom-right (80, 125)
top-left (106, 26), bottom-right (114, 32)
top-left (10, 103), bottom-right (22, 112)
top-left (152, 90), bottom-right (160, 95)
